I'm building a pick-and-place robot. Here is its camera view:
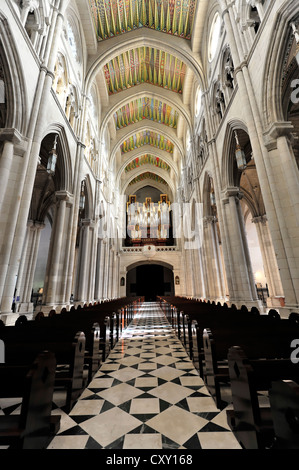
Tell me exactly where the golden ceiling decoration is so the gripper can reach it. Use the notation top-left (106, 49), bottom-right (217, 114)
top-left (104, 47), bottom-right (186, 95)
top-left (114, 97), bottom-right (178, 129)
top-left (89, 0), bottom-right (197, 41)
top-left (121, 130), bottom-right (174, 153)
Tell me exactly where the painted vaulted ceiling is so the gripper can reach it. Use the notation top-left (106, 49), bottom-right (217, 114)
top-left (114, 97), bottom-right (178, 130)
top-left (88, 1), bottom-right (194, 195)
top-left (128, 172), bottom-right (169, 187)
top-left (104, 48), bottom-right (186, 95)
top-left (125, 155), bottom-right (171, 172)
top-left (121, 130), bottom-right (174, 154)
top-left (89, 0), bottom-right (197, 41)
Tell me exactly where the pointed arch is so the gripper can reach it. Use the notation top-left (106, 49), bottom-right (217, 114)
top-left (262, 0), bottom-right (299, 127)
top-left (41, 124), bottom-right (73, 194)
top-left (0, 11), bottom-right (27, 134)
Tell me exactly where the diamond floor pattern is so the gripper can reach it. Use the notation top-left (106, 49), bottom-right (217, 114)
top-left (0, 302), bottom-right (242, 450)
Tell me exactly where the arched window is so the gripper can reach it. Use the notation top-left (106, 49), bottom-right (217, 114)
top-left (249, 5), bottom-right (261, 34)
top-left (65, 84), bottom-right (79, 132)
top-left (195, 86), bottom-right (202, 117)
top-left (66, 17), bottom-right (82, 65)
top-left (0, 60), bottom-right (6, 128)
top-left (186, 129), bottom-right (191, 153)
top-left (222, 47), bottom-right (235, 100)
top-left (208, 12), bottom-right (221, 62)
top-left (214, 82), bottom-right (226, 125)
top-left (53, 53), bottom-right (68, 108)
top-left (20, 0), bottom-right (48, 55)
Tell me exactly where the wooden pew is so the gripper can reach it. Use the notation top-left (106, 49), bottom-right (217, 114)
top-left (202, 320), bottom-right (299, 409)
top-left (226, 346), bottom-right (299, 449)
top-left (178, 305), bottom-right (273, 378)
top-left (58, 308), bottom-right (114, 361)
top-left (269, 380), bottom-right (299, 449)
top-left (0, 329), bottom-right (86, 413)
top-left (17, 319), bottom-right (101, 384)
top-left (0, 350), bottom-right (60, 449)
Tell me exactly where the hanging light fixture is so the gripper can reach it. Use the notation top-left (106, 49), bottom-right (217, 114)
top-left (79, 180), bottom-right (85, 212)
top-left (47, 134), bottom-right (58, 175)
top-left (234, 131), bottom-right (247, 171)
top-left (210, 190), bottom-right (216, 206)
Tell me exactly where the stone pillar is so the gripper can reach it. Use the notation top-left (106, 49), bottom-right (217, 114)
top-left (0, 0), bottom-right (70, 320)
top-left (203, 216), bottom-right (226, 301)
top-left (65, 141), bottom-right (86, 306)
top-left (14, 221), bottom-right (33, 311)
top-left (16, 221), bottom-right (45, 313)
top-left (102, 241), bottom-right (110, 300)
top-left (94, 238), bottom-right (103, 301)
top-left (88, 221), bottom-right (97, 302)
top-left (112, 251), bottom-right (120, 299)
top-left (222, 188), bottom-right (259, 306)
top-left (42, 191), bottom-right (70, 309)
top-left (263, 126), bottom-right (299, 308)
top-left (197, 247), bottom-right (206, 300)
top-left (108, 246), bottom-right (114, 299)
top-left (190, 248), bottom-right (200, 298)
top-left (252, 215), bottom-right (284, 308)
top-left (0, 130), bottom-right (23, 307)
top-left (0, 132), bottom-right (21, 210)
top-left (75, 219), bottom-right (92, 304)
top-left (218, 0), bottom-right (296, 312)
top-left (119, 268), bottom-right (127, 298)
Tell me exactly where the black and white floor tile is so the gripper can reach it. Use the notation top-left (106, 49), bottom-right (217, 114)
top-left (48, 302), bottom-right (241, 450)
top-left (0, 302), bottom-right (242, 450)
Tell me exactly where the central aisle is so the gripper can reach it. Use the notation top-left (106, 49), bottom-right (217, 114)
top-left (48, 302), bottom-right (241, 449)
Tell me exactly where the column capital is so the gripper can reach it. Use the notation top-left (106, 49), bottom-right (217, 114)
top-left (252, 215), bottom-right (267, 225)
top-left (263, 121), bottom-right (296, 150)
top-left (224, 187), bottom-right (243, 199)
top-left (80, 218), bottom-right (92, 227)
top-left (203, 215), bottom-right (217, 227)
top-left (0, 128), bottom-right (23, 144)
top-left (55, 190), bottom-right (73, 203)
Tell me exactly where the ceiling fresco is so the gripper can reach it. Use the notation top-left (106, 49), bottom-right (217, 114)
top-left (104, 48), bottom-right (186, 95)
top-left (120, 130), bottom-right (174, 153)
top-left (89, 0), bottom-right (197, 41)
top-left (124, 155), bottom-right (171, 172)
top-left (128, 171), bottom-right (169, 186)
top-left (114, 97), bottom-right (179, 130)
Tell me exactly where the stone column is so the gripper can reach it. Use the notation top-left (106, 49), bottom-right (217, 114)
top-left (94, 238), bottom-right (103, 301)
top-left (14, 221), bottom-right (33, 310)
top-left (108, 246), bottom-right (114, 300)
top-left (112, 251), bottom-right (120, 299)
top-left (218, 0), bottom-right (297, 311)
top-left (203, 216), bottom-right (226, 301)
top-left (0, 130), bottom-right (23, 306)
top-left (222, 188), bottom-right (259, 306)
top-left (196, 247), bottom-right (206, 300)
top-left (16, 221), bottom-right (45, 313)
top-left (262, 126), bottom-right (299, 308)
top-left (0, 130), bottom-right (21, 210)
top-left (102, 241), bottom-right (110, 300)
top-left (0, 0), bottom-right (70, 320)
top-left (252, 215), bottom-right (284, 308)
top-left (119, 267), bottom-right (127, 298)
top-left (65, 141), bottom-right (86, 306)
top-left (88, 221), bottom-right (97, 302)
top-left (42, 191), bottom-right (70, 309)
top-left (75, 219), bottom-right (92, 304)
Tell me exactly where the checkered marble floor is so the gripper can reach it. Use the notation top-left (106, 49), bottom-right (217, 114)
top-left (47, 302), bottom-right (241, 450)
top-left (0, 302), bottom-right (242, 450)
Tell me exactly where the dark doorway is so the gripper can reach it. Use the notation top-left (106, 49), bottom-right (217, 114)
top-left (126, 264), bottom-right (174, 301)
